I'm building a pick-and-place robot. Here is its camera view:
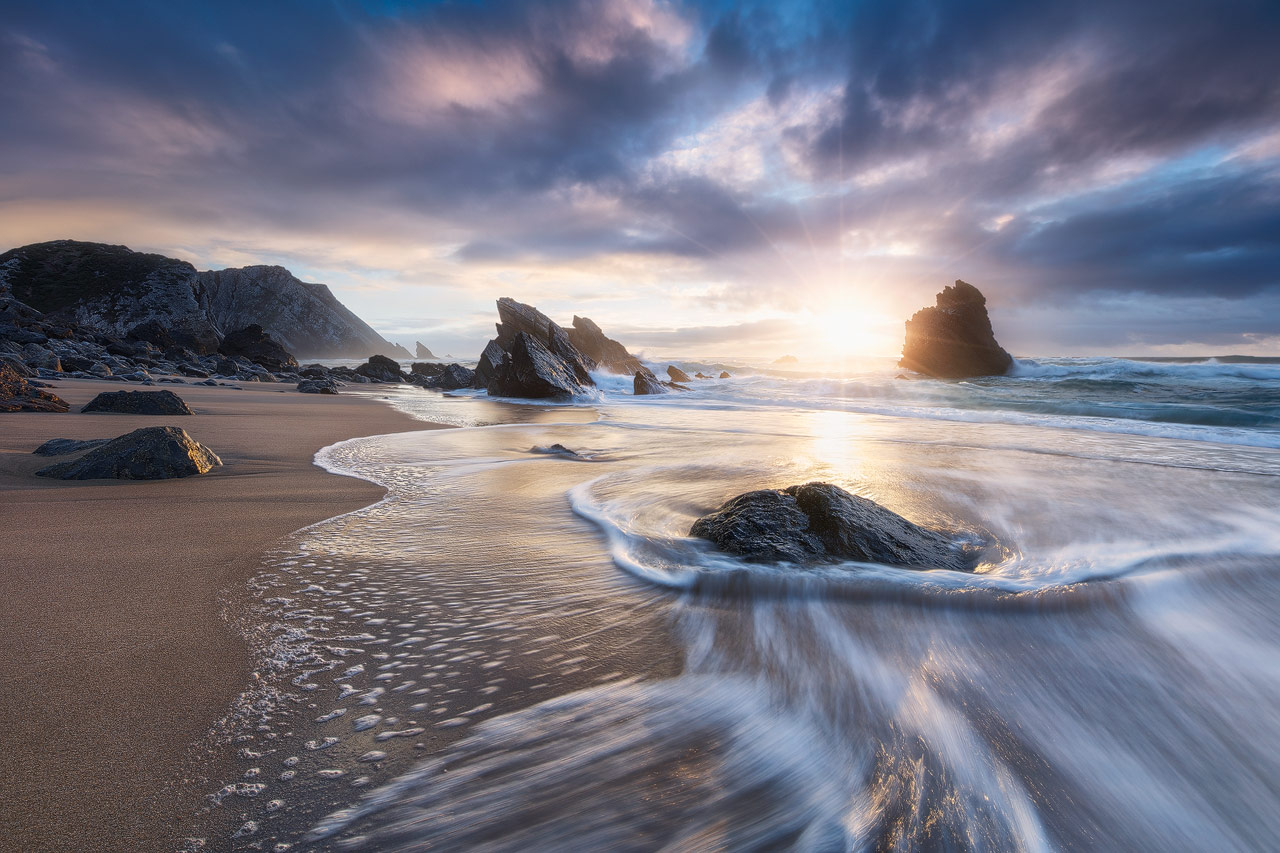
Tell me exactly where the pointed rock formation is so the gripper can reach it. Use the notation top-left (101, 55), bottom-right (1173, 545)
top-left (476, 299), bottom-right (596, 399)
top-left (900, 280), bottom-right (1012, 378)
top-left (633, 369), bottom-right (667, 395)
top-left (415, 341), bottom-right (435, 359)
top-left (566, 316), bottom-right (646, 375)
top-left (666, 365), bottom-right (692, 383)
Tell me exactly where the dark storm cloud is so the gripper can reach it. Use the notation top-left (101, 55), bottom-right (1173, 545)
top-left (2, 0), bottom-right (1280, 351)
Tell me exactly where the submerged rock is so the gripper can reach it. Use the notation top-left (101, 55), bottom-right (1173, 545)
top-left (81, 389), bottom-right (193, 415)
top-left (487, 332), bottom-right (588, 399)
top-left (218, 324), bottom-right (299, 373)
top-left (33, 437), bottom-right (109, 456)
top-left (36, 425), bottom-right (222, 480)
top-left (690, 482), bottom-right (972, 571)
top-left (900, 280), bottom-right (1012, 379)
top-left (666, 365), bottom-right (692, 383)
top-left (0, 363), bottom-right (70, 412)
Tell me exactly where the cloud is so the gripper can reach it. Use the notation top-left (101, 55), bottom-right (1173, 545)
top-left (1, 0), bottom-right (1278, 356)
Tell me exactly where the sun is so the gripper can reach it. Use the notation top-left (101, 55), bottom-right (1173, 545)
top-left (806, 295), bottom-right (895, 360)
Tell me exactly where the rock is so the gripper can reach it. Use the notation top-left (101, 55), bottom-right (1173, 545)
top-left (218, 324), bottom-right (299, 373)
top-left (355, 354), bottom-right (403, 382)
top-left (199, 264), bottom-right (410, 359)
top-left (695, 372), bottom-right (711, 379)
top-left (666, 365), bottom-right (692, 383)
top-left (475, 298), bottom-right (597, 399)
top-left (474, 339), bottom-right (506, 389)
top-left (410, 362), bottom-right (445, 378)
top-left (175, 363), bottom-right (208, 378)
top-left (298, 377), bottom-right (340, 394)
top-left (773, 355), bottom-right (798, 365)
top-left (487, 332), bottom-right (587, 399)
top-left (690, 482), bottom-right (972, 571)
top-left (128, 319), bottom-right (220, 355)
top-left (33, 437), bottom-right (109, 456)
top-left (423, 363), bottom-right (475, 391)
top-left (531, 444), bottom-right (587, 459)
top-left (633, 370), bottom-right (667, 395)
top-left (415, 341), bottom-right (435, 359)
top-left (566, 316), bottom-right (646, 375)
top-left (900, 280), bottom-right (1012, 378)
top-left (22, 343), bottom-right (61, 372)
top-left (719, 371), bottom-right (731, 379)
top-left (35, 426), bottom-right (221, 480)
top-left (0, 363), bottom-right (70, 412)
top-left (300, 365), bottom-right (331, 379)
top-left (81, 389), bottom-right (194, 415)
top-left (213, 356), bottom-right (239, 375)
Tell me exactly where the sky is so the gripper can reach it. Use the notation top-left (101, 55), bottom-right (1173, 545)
top-left (2, 0), bottom-right (1279, 360)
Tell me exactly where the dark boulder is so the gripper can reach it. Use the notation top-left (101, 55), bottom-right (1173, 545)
top-left (81, 389), bottom-right (193, 415)
top-left (487, 332), bottom-right (587, 399)
top-left (415, 341), bottom-right (435, 359)
top-left (566, 316), bottom-right (646, 375)
top-left (129, 320), bottom-right (219, 355)
top-left (410, 362), bottom-right (446, 378)
top-left (690, 482), bottom-right (973, 571)
top-left (633, 370), bottom-right (667, 395)
top-left (900, 280), bottom-right (1012, 379)
top-left (0, 363), bottom-right (70, 412)
top-left (35, 425), bottom-right (222, 480)
top-left (33, 437), bottom-right (109, 456)
top-left (219, 324), bottom-right (299, 373)
top-left (475, 298), bottom-right (597, 398)
top-left (667, 365), bottom-right (692, 383)
top-left (298, 377), bottom-right (340, 394)
top-left (355, 354), bottom-right (403, 382)
top-left (423, 363), bottom-right (476, 391)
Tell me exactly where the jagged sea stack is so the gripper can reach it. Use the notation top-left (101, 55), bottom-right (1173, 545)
top-left (900, 280), bottom-right (1012, 378)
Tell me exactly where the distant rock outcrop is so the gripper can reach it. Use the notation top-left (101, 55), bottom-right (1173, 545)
top-left (415, 341), bottom-right (435, 359)
top-left (666, 365), bottom-right (692, 383)
top-left (566, 316), bottom-right (646, 375)
top-left (690, 482), bottom-right (973, 571)
top-left (478, 299), bottom-right (596, 399)
top-left (0, 241), bottom-right (408, 360)
top-left (218, 324), bottom-right (299, 373)
top-left (82, 389), bottom-right (193, 415)
top-left (900, 280), bottom-right (1012, 378)
top-left (773, 355), bottom-right (799, 365)
top-left (0, 363), bottom-right (69, 412)
top-left (35, 426), bottom-right (222, 480)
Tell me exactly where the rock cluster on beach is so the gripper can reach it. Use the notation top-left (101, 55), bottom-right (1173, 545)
top-left (900, 280), bottom-right (1012, 378)
top-left (35, 425), bottom-right (222, 480)
top-left (0, 363), bottom-right (70, 412)
top-left (691, 482), bottom-right (974, 571)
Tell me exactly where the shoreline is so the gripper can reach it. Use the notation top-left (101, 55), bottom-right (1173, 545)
top-left (0, 377), bottom-right (439, 853)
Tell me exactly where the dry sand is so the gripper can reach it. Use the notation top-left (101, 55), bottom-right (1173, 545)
top-left (0, 377), bottom-right (436, 853)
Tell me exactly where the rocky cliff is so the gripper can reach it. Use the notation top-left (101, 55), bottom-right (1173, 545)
top-left (0, 241), bottom-right (408, 359)
top-left (900, 280), bottom-right (1013, 378)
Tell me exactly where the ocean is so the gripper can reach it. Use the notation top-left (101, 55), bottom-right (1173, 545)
top-left (195, 356), bottom-right (1280, 851)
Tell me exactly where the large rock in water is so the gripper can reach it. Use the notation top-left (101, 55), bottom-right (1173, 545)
top-left (566, 316), bottom-right (646, 375)
top-left (476, 298), bottom-right (596, 398)
top-left (218, 324), bottom-right (299, 373)
top-left (633, 369), bottom-right (667, 395)
top-left (690, 482), bottom-right (972, 571)
top-left (487, 332), bottom-right (588, 399)
top-left (82, 389), bottom-right (193, 415)
top-left (900, 280), bottom-right (1012, 378)
top-left (423, 363), bottom-right (475, 390)
top-left (0, 363), bottom-right (69, 412)
top-left (35, 426), bottom-right (222, 480)
top-left (667, 365), bottom-right (692, 383)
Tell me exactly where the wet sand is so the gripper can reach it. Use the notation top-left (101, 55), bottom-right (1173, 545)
top-left (0, 378), bottom-right (436, 853)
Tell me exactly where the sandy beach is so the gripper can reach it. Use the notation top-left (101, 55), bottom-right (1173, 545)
top-left (0, 378), bottom-right (434, 853)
